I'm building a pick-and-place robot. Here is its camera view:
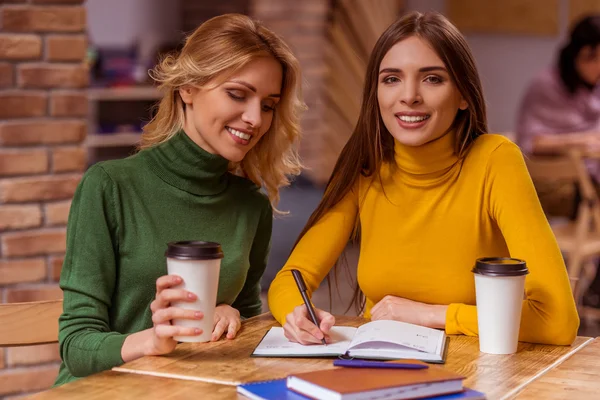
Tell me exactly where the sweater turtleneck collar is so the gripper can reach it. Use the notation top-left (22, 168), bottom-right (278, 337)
top-left (392, 131), bottom-right (460, 185)
top-left (141, 130), bottom-right (230, 196)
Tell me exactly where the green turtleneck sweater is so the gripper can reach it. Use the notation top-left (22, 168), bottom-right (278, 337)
top-left (55, 131), bottom-right (272, 385)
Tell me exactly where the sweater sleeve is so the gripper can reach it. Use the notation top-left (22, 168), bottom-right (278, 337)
top-left (446, 142), bottom-right (580, 345)
top-left (232, 198), bottom-right (273, 318)
top-left (267, 187), bottom-right (359, 325)
top-left (58, 165), bottom-right (129, 377)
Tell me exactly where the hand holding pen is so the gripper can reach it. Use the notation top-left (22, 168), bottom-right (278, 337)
top-left (282, 269), bottom-right (335, 346)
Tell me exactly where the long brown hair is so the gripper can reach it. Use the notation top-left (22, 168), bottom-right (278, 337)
top-left (141, 14), bottom-right (304, 210)
top-left (297, 11), bottom-right (488, 311)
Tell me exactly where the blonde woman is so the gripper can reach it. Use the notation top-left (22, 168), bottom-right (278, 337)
top-left (56, 14), bottom-right (303, 385)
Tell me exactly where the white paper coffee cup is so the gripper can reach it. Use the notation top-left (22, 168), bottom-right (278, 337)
top-left (165, 241), bottom-right (223, 343)
top-left (473, 257), bottom-right (528, 354)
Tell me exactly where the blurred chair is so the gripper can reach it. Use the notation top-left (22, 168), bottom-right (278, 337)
top-left (0, 300), bottom-right (62, 346)
top-left (525, 150), bottom-right (600, 317)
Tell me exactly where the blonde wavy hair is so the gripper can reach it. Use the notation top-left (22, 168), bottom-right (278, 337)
top-left (140, 13), bottom-right (304, 209)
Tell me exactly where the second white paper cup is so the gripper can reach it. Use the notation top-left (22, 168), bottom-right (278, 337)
top-left (165, 241), bottom-right (223, 343)
top-left (473, 257), bottom-right (528, 355)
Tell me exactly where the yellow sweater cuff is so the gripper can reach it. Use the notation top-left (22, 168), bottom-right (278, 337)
top-left (445, 303), bottom-right (478, 336)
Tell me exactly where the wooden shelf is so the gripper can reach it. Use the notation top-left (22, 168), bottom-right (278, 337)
top-left (88, 86), bottom-right (161, 101)
top-left (85, 132), bottom-right (141, 148)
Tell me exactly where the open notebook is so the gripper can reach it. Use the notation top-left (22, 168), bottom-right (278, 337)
top-left (252, 320), bottom-right (448, 363)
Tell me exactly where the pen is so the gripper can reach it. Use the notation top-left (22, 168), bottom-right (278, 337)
top-left (291, 269), bottom-right (327, 346)
top-left (333, 359), bottom-right (429, 369)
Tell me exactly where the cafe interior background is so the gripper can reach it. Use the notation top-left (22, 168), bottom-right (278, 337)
top-left (1, 0), bottom-right (600, 397)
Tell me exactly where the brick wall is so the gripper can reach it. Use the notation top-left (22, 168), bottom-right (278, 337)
top-left (250, 0), bottom-right (331, 185)
top-left (0, 0), bottom-right (87, 398)
top-left (181, 0), bottom-right (249, 34)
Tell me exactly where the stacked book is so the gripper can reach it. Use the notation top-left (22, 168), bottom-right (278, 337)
top-left (237, 359), bottom-right (486, 400)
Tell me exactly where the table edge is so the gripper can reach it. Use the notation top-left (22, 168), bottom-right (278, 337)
top-left (111, 367), bottom-right (242, 386)
top-left (500, 336), bottom-right (595, 400)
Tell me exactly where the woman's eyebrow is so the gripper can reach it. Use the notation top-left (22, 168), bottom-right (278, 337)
top-left (378, 66), bottom-right (447, 74)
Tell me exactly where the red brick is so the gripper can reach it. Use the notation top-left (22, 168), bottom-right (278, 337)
top-left (18, 63), bottom-right (88, 89)
top-left (0, 91), bottom-right (47, 118)
top-left (0, 120), bottom-right (86, 146)
top-left (287, 36), bottom-right (328, 56)
top-left (7, 343), bottom-right (60, 366)
top-left (251, 0), bottom-right (329, 18)
top-left (0, 34), bottom-right (42, 60)
top-left (0, 365), bottom-right (59, 396)
top-left (0, 62), bottom-right (14, 88)
top-left (45, 34), bottom-right (86, 61)
top-left (44, 200), bottom-right (70, 225)
top-left (0, 174), bottom-right (81, 203)
top-left (51, 146), bottom-right (86, 172)
top-left (2, 229), bottom-right (66, 257)
top-left (50, 255), bottom-right (63, 280)
top-left (0, 205), bottom-right (42, 231)
top-left (50, 91), bottom-right (87, 117)
top-left (260, 18), bottom-right (327, 35)
top-left (5, 285), bottom-right (63, 302)
top-left (0, 149), bottom-right (48, 176)
top-left (1, 6), bottom-right (86, 33)
top-left (0, 258), bottom-right (46, 284)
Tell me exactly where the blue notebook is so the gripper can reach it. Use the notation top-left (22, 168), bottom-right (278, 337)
top-left (236, 379), bottom-right (310, 400)
top-left (236, 378), bottom-right (486, 400)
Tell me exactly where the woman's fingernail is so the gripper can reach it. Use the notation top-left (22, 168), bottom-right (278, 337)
top-left (194, 312), bottom-right (202, 318)
top-left (195, 329), bottom-right (202, 335)
top-left (188, 292), bottom-right (196, 299)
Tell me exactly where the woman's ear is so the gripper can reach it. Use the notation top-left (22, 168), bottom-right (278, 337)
top-left (179, 85), bottom-right (195, 105)
top-left (459, 98), bottom-right (468, 110)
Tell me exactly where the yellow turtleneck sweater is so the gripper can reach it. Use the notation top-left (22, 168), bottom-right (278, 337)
top-left (268, 133), bottom-right (579, 345)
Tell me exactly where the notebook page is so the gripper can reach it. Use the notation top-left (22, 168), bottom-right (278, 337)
top-left (252, 326), bottom-right (357, 356)
top-left (348, 320), bottom-right (444, 354)
top-left (347, 346), bottom-right (442, 361)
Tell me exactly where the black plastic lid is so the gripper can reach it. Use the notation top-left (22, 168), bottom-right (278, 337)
top-left (472, 257), bottom-right (529, 277)
top-left (165, 241), bottom-right (224, 260)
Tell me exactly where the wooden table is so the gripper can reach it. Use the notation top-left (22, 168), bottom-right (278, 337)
top-left (24, 371), bottom-right (236, 400)
top-left (24, 314), bottom-right (593, 400)
top-left (514, 337), bottom-right (600, 399)
top-left (111, 314), bottom-right (592, 399)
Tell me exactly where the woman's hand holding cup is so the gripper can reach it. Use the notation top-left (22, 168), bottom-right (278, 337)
top-left (283, 304), bottom-right (335, 345)
top-left (147, 274), bottom-right (204, 355)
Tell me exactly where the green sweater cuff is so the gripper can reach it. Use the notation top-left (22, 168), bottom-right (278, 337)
top-left (99, 333), bottom-right (129, 369)
top-left (61, 332), bottom-right (130, 379)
